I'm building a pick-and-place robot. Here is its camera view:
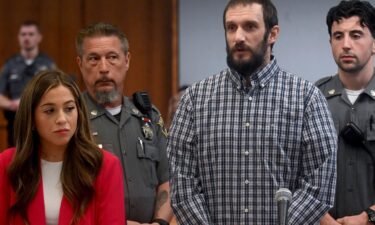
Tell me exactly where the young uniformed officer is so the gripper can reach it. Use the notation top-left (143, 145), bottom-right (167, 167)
top-left (317, 1), bottom-right (375, 224)
top-left (0, 20), bottom-right (56, 147)
top-left (76, 22), bottom-right (173, 225)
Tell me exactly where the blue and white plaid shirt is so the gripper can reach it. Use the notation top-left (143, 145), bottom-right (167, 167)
top-left (167, 57), bottom-right (337, 225)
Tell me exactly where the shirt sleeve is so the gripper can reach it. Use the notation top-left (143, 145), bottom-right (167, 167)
top-left (95, 151), bottom-right (126, 225)
top-left (153, 111), bottom-right (170, 184)
top-left (167, 90), bottom-right (212, 225)
top-left (288, 87), bottom-right (337, 225)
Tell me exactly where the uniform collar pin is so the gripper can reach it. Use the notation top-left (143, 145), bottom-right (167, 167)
top-left (91, 110), bottom-right (98, 116)
top-left (132, 108), bottom-right (139, 114)
top-left (328, 89), bottom-right (335, 95)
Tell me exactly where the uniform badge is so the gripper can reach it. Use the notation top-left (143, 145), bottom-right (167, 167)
top-left (91, 110), bottom-right (98, 116)
top-left (157, 116), bottom-right (168, 137)
top-left (142, 123), bottom-right (154, 140)
top-left (328, 89), bottom-right (335, 95)
top-left (371, 90), bottom-right (375, 97)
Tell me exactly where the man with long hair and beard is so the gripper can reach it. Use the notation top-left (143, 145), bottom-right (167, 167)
top-left (167, 0), bottom-right (337, 224)
top-left (226, 22), bottom-right (269, 78)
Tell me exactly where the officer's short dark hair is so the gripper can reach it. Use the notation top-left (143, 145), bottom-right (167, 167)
top-left (20, 20), bottom-right (41, 33)
top-left (76, 22), bottom-right (129, 57)
top-left (326, 0), bottom-right (375, 38)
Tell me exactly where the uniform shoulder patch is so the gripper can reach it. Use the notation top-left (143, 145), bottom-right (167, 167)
top-left (157, 116), bottom-right (168, 138)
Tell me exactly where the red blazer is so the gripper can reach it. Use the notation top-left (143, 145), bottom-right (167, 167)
top-left (0, 148), bottom-right (126, 225)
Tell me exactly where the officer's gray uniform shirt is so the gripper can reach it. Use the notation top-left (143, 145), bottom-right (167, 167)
top-left (317, 73), bottom-right (375, 218)
top-left (82, 92), bottom-right (169, 223)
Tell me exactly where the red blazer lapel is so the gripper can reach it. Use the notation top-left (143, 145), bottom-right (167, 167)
top-left (27, 179), bottom-right (46, 225)
top-left (58, 196), bottom-right (73, 225)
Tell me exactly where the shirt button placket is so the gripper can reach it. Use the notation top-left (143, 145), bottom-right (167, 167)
top-left (243, 94), bottom-right (252, 219)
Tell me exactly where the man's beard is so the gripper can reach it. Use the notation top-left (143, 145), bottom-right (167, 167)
top-left (226, 32), bottom-right (269, 77)
top-left (95, 89), bottom-right (121, 105)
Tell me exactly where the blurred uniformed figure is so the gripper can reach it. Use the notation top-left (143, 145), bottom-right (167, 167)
top-left (166, 85), bottom-right (189, 129)
top-left (76, 22), bottom-right (173, 225)
top-left (0, 20), bottom-right (56, 147)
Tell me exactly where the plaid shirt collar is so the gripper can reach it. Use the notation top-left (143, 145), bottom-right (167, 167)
top-left (228, 55), bottom-right (279, 92)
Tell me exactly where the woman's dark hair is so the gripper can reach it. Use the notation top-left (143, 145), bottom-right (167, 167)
top-left (8, 69), bottom-right (103, 224)
top-left (326, 0), bottom-right (375, 38)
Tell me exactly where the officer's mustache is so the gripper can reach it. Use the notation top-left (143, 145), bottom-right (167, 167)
top-left (95, 78), bottom-right (116, 86)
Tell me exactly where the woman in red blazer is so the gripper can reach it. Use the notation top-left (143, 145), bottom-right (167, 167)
top-left (0, 70), bottom-right (126, 225)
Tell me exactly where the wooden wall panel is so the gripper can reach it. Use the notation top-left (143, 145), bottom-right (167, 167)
top-left (0, 0), bottom-right (178, 151)
top-left (149, 1), bottom-right (173, 114)
top-left (49, 0), bottom-right (83, 82)
top-left (38, 0), bottom-right (60, 64)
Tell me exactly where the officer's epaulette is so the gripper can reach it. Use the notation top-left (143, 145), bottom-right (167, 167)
top-left (131, 104), bottom-right (160, 120)
top-left (130, 92), bottom-right (161, 119)
top-left (150, 105), bottom-right (161, 116)
top-left (315, 76), bottom-right (333, 87)
top-left (144, 105), bottom-right (162, 124)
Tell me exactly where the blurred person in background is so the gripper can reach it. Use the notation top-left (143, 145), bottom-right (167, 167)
top-left (0, 20), bottom-right (56, 147)
top-left (166, 85), bottom-right (189, 129)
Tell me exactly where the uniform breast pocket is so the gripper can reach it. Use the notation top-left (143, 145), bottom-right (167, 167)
top-left (92, 132), bottom-right (115, 152)
top-left (136, 138), bottom-right (160, 187)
